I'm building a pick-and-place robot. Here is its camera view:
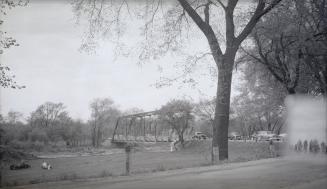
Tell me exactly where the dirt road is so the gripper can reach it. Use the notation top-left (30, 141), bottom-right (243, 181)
top-left (9, 155), bottom-right (327, 189)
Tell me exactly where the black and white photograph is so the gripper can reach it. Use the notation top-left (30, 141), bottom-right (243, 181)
top-left (0, 0), bottom-right (326, 188)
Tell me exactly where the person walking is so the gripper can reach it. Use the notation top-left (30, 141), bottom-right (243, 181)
top-left (269, 139), bottom-right (275, 157)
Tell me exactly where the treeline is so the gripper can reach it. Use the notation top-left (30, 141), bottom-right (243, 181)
top-left (0, 98), bottom-right (203, 150)
top-left (0, 98), bottom-right (129, 151)
top-left (1, 103), bottom-right (92, 151)
top-left (0, 98), bottom-right (211, 150)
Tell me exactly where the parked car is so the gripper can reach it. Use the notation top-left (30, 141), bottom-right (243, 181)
top-left (229, 132), bottom-right (242, 140)
top-left (192, 132), bottom-right (208, 140)
top-left (254, 131), bottom-right (275, 141)
top-left (269, 135), bottom-right (282, 142)
top-left (278, 133), bottom-right (287, 142)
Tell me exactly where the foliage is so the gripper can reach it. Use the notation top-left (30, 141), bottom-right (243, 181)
top-left (0, 0), bottom-right (28, 89)
top-left (6, 111), bottom-right (23, 124)
top-left (242, 0), bottom-right (327, 95)
top-left (159, 99), bottom-right (194, 146)
top-left (1, 101), bottom-right (94, 151)
top-left (89, 98), bottom-right (121, 147)
top-left (232, 63), bottom-right (286, 136)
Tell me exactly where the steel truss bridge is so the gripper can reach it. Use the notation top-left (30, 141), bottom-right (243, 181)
top-left (111, 110), bottom-right (171, 143)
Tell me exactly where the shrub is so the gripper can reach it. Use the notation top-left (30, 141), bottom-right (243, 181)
top-left (99, 170), bottom-right (113, 177)
top-left (28, 129), bottom-right (48, 143)
top-left (9, 140), bottom-right (28, 150)
top-left (9, 140), bottom-right (45, 151)
top-left (31, 141), bottom-right (45, 151)
top-left (156, 164), bottom-right (166, 172)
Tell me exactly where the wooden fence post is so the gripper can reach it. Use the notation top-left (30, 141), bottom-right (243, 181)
top-left (125, 145), bottom-right (131, 175)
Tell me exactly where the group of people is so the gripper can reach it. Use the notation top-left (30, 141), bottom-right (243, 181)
top-left (41, 161), bottom-right (53, 170)
top-left (294, 139), bottom-right (326, 154)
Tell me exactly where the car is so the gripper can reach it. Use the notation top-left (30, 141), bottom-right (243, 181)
top-left (269, 135), bottom-right (282, 142)
top-left (229, 132), bottom-right (242, 140)
top-left (192, 132), bottom-right (208, 140)
top-left (254, 131), bottom-right (275, 141)
top-left (278, 133), bottom-right (287, 141)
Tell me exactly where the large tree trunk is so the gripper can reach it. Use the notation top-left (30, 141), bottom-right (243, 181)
top-left (213, 52), bottom-right (235, 161)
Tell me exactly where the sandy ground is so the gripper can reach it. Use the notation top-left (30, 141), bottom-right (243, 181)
top-left (5, 155), bottom-right (327, 189)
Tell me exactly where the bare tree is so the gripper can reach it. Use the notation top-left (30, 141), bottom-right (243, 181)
top-left (194, 97), bottom-right (215, 137)
top-left (6, 111), bottom-right (23, 124)
top-left (29, 102), bottom-right (68, 128)
top-left (195, 98), bottom-right (215, 125)
top-left (242, 0), bottom-right (327, 95)
top-left (89, 98), bottom-right (120, 147)
top-left (73, 0), bottom-right (282, 160)
top-left (295, 0), bottom-right (327, 95)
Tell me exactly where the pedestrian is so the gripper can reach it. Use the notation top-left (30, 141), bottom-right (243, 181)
top-left (309, 140), bottom-right (313, 153)
top-left (320, 142), bottom-right (326, 153)
top-left (269, 139), bottom-right (275, 157)
top-left (297, 140), bottom-right (303, 152)
top-left (303, 140), bottom-right (308, 152)
top-left (321, 142), bottom-right (326, 154)
top-left (170, 139), bottom-right (178, 152)
top-left (170, 140), bottom-right (175, 152)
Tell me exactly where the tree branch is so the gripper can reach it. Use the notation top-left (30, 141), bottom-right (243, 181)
top-left (177, 0), bottom-right (223, 57)
top-left (236, 0), bottom-right (282, 45)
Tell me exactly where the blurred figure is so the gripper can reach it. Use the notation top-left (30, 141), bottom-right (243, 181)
top-left (303, 140), bottom-right (308, 152)
top-left (321, 142), bottom-right (326, 154)
top-left (41, 161), bottom-right (52, 170)
top-left (269, 139), bottom-right (275, 157)
top-left (286, 96), bottom-right (326, 155)
top-left (309, 140), bottom-right (313, 152)
top-left (296, 140), bottom-right (303, 152)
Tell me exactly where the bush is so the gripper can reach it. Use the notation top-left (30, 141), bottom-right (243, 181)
top-left (99, 170), bottom-right (113, 177)
top-left (9, 140), bottom-right (45, 151)
top-left (28, 129), bottom-right (48, 143)
top-left (9, 140), bottom-right (28, 150)
top-left (31, 141), bottom-right (46, 151)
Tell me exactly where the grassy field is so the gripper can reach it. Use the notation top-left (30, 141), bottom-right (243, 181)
top-left (2, 140), bottom-right (284, 187)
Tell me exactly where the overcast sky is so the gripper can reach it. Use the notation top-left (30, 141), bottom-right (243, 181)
top-left (0, 0), bottom-right (242, 121)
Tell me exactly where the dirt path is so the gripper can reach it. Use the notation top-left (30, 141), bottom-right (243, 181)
top-left (8, 156), bottom-right (327, 189)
